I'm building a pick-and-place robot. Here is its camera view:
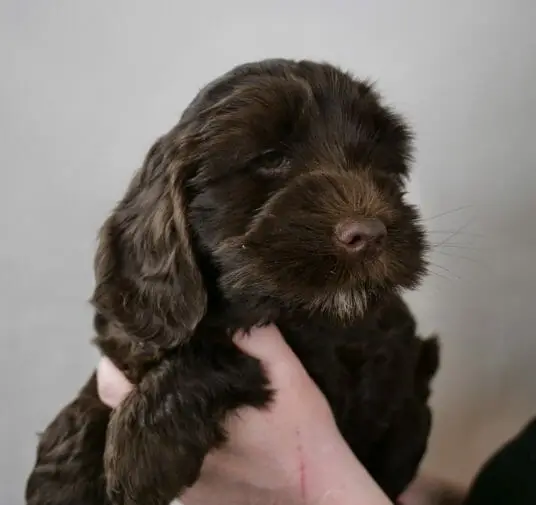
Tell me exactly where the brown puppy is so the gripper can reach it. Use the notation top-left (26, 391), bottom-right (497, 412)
top-left (25, 58), bottom-right (440, 505)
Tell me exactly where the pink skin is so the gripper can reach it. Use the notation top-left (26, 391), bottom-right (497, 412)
top-left (97, 325), bottom-right (445, 505)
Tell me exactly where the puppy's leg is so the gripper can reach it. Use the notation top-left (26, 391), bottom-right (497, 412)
top-left (104, 346), bottom-right (271, 505)
top-left (25, 373), bottom-right (111, 505)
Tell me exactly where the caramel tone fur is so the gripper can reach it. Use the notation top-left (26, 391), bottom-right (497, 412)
top-left (25, 58), bottom-right (440, 505)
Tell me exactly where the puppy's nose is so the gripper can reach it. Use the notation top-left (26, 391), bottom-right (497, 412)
top-left (334, 218), bottom-right (387, 253)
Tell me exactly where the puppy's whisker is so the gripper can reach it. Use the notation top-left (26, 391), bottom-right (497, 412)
top-left (432, 249), bottom-right (474, 259)
top-left (428, 229), bottom-right (485, 238)
top-left (423, 205), bottom-right (473, 222)
top-left (432, 221), bottom-right (474, 250)
top-left (428, 262), bottom-right (461, 280)
top-left (433, 249), bottom-right (488, 268)
top-left (431, 243), bottom-right (485, 251)
top-left (428, 270), bottom-right (455, 282)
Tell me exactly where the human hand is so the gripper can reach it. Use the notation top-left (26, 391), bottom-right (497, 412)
top-left (97, 324), bottom-right (392, 505)
top-left (398, 474), bottom-right (466, 505)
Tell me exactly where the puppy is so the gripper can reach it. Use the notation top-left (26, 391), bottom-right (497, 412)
top-left (25, 58), bottom-right (440, 505)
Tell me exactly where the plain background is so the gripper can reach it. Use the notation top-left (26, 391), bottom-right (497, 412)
top-left (1, 1), bottom-right (535, 503)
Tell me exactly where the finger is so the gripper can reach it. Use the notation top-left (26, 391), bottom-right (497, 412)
top-left (233, 324), bottom-right (293, 361)
top-left (398, 476), bottom-right (466, 505)
top-left (96, 356), bottom-right (134, 408)
top-left (233, 325), bottom-right (308, 385)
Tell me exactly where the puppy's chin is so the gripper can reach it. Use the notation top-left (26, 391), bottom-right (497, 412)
top-left (306, 286), bottom-right (370, 321)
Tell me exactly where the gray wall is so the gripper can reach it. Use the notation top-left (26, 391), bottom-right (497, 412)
top-left (1, 1), bottom-right (535, 503)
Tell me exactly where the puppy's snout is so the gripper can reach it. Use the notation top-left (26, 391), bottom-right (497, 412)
top-left (334, 218), bottom-right (387, 254)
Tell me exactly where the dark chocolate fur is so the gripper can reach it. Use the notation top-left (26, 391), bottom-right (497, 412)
top-left (25, 58), bottom-right (440, 505)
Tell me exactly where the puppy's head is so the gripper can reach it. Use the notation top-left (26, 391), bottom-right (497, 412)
top-left (92, 59), bottom-right (428, 349)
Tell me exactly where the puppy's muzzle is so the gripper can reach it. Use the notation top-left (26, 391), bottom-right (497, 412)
top-left (246, 170), bottom-right (394, 256)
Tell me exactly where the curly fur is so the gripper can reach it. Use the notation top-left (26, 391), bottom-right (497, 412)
top-left (25, 58), bottom-right (440, 505)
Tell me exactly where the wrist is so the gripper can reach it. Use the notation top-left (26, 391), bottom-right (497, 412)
top-left (301, 430), bottom-right (392, 505)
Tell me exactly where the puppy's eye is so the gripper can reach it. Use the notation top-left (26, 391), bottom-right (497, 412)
top-left (253, 149), bottom-right (290, 177)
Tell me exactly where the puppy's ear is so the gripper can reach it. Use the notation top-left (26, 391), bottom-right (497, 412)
top-left (91, 131), bottom-right (206, 350)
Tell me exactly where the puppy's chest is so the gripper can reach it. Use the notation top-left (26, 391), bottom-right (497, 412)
top-left (202, 302), bottom-right (421, 452)
top-left (278, 315), bottom-right (419, 443)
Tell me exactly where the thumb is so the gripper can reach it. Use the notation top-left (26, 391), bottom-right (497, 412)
top-left (233, 325), bottom-right (309, 387)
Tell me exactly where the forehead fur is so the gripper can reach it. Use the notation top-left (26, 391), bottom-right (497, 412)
top-left (178, 59), bottom-right (414, 179)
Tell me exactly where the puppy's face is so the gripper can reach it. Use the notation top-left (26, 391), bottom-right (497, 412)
top-left (182, 61), bottom-right (427, 320)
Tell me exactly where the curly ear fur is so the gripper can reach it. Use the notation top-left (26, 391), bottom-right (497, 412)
top-left (24, 129), bottom-right (212, 505)
top-left (91, 130), bottom-right (206, 354)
